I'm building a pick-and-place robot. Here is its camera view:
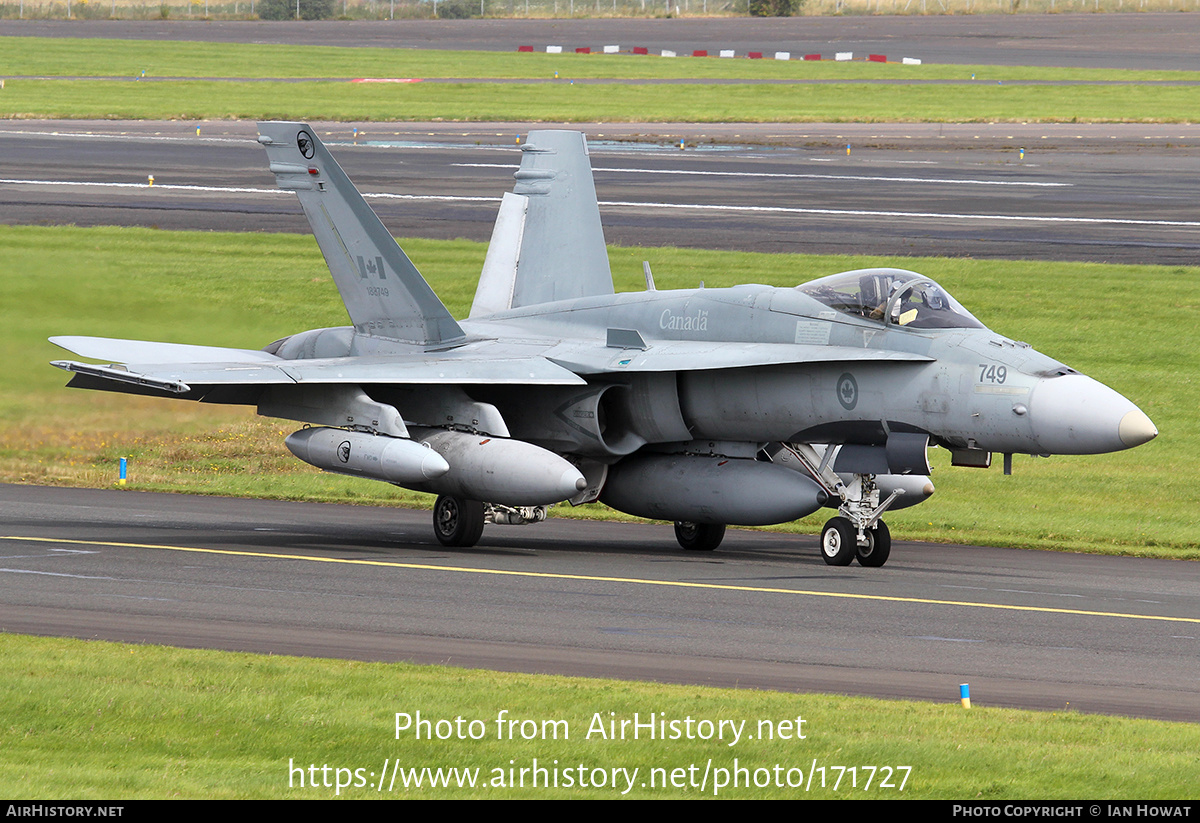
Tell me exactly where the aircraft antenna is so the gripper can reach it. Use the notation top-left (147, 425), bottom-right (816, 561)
top-left (643, 261), bottom-right (656, 291)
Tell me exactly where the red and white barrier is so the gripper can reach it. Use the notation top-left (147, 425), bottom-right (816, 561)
top-left (514, 46), bottom-right (921, 64)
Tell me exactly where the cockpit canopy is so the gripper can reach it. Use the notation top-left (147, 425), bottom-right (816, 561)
top-left (797, 268), bottom-right (984, 330)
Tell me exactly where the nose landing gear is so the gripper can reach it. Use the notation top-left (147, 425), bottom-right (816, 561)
top-left (821, 516), bottom-right (891, 567)
top-left (818, 471), bottom-right (899, 568)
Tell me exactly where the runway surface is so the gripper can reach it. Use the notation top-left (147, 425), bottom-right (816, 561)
top-left (5, 15), bottom-right (1200, 70)
top-left (3, 119), bottom-right (1199, 264)
top-left (1, 484), bottom-right (1196, 721)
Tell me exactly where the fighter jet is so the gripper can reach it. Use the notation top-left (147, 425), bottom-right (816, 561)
top-left (49, 122), bottom-right (1158, 567)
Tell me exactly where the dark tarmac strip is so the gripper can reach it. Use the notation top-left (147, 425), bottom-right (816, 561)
top-left (3, 120), bottom-right (1199, 264)
top-left (1, 484), bottom-right (1197, 721)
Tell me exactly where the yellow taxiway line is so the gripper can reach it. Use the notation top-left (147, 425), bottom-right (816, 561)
top-left (4, 534), bottom-right (1196, 625)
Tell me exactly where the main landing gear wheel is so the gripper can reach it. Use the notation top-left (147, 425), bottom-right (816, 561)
top-left (674, 521), bottom-right (726, 551)
top-left (819, 517), bottom-right (857, 566)
top-left (856, 520), bottom-right (891, 568)
top-left (433, 495), bottom-right (485, 548)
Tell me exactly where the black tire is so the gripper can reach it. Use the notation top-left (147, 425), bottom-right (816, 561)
top-left (820, 516), bottom-right (857, 566)
top-left (433, 495), bottom-right (485, 548)
top-left (674, 521), bottom-right (725, 551)
top-left (856, 520), bottom-right (891, 568)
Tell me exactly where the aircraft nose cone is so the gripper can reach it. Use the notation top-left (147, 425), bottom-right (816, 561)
top-left (1118, 408), bottom-right (1158, 449)
top-left (1030, 374), bottom-right (1155, 455)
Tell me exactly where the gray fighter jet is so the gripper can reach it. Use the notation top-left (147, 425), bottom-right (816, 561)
top-left (50, 122), bottom-right (1158, 567)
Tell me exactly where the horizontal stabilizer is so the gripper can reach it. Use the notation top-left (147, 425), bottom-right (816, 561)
top-left (50, 335), bottom-right (279, 365)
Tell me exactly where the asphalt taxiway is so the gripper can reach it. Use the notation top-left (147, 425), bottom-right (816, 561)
top-left (3, 119), bottom-right (1199, 264)
top-left (1, 484), bottom-right (1196, 721)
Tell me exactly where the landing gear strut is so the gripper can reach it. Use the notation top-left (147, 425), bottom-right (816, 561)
top-left (433, 495), bottom-right (485, 547)
top-left (674, 521), bottom-right (726, 551)
top-left (773, 443), bottom-right (908, 569)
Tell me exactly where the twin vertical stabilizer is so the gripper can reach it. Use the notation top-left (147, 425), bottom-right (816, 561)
top-left (257, 122), bottom-right (464, 345)
top-left (257, 123), bottom-right (615, 337)
top-left (470, 131), bottom-right (615, 318)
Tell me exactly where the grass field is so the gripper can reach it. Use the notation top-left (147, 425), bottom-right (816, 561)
top-left (7, 36), bottom-right (1200, 81)
top-left (9, 77), bottom-right (1200, 123)
top-left (3, 633), bottom-right (1198, 799)
top-left (3, 36), bottom-right (1200, 122)
top-left (2, 224), bottom-right (1191, 557)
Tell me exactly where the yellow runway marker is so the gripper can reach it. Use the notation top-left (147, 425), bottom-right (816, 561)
top-left (3, 534), bottom-right (1197, 625)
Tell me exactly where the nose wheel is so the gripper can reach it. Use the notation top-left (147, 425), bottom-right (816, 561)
top-left (855, 520), bottom-right (891, 567)
top-left (820, 516), bottom-right (891, 567)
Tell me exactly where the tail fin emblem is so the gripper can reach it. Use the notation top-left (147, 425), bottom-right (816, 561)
top-left (357, 255), bottom-right (386, 280)
top-left (297, 130), bottom-right (315, 159)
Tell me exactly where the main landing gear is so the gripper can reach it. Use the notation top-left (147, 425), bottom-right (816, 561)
top-left (433, 495), bottom-right (485, 547)
top-left (674, 521), bottom-right (726, 551)
top-left (432, 495), bottom-right (550, 547)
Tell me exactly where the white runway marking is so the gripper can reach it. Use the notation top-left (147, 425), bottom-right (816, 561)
top-left (0, 568), bottom-right (116, 580)
top-left (454, 162), bottom-right (1071, 188)
top-left (4, 178), bottom-right (1198, 229)
top-left (599, 199), bottom-right (1200, 229)
top-left (0, 128), bottom-right (249, 145)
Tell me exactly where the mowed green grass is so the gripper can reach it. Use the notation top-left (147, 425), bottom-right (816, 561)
top-left (5, 35), bottom-right (1199, 82)
top-left (8, 78), bottom-right (1200, 123)
top-left (3, 36), bottom-right (1200, 123)
top-left (3, 633), bottom-right (1198, 799)
top-left (1, 224), bottom-right (1191, 557)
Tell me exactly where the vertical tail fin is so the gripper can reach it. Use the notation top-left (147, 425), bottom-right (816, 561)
top-left (470, 131), bottom-right (614, 318)
top-left (257, 122), bottom-right (463, 345)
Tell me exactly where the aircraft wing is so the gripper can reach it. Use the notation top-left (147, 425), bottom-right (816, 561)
top-left (50, 335), bottom-right (585, 398)
top-left (544, 339), bottom-right (934, 374)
